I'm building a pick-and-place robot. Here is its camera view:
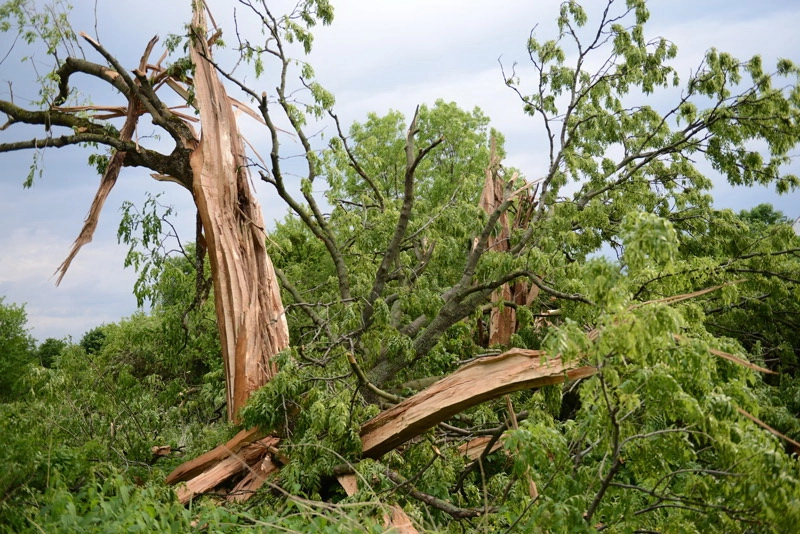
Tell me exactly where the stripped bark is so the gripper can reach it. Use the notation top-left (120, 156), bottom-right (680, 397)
top-left (188, 5), bottom-right (289, 422)
top-left (458, 435), bottom-right (505, 461)
top-left (175, 436), bottom-right (281, 503)
top-left (360, 350), bottom-right (596, 458)
top-left (165, 427), bottom-right (263, 485)
top-left (478, 136), bottom-right (539, 346)
top-left (54, 39), bottom-right (152, 284)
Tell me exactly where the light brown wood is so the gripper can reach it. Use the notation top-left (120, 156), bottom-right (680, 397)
top-left (226, 440), bottom-right (281, 503)
top-left (169, 353), bottom-right (594, 501)
top-left (477, 137), bottom-right (537, 346)
top-left (176, 436), bottom-right (279, 504)
top-left (478, 137), bottom-right (515, 346)
top-left (458, 436), bottom-right (505, 461)
top-left (383, 505), bottom-right (420, 534)
top-left (361, 349), bottom-right (596, 458)
top-left (188, 4), bottom-right (289, 422)
top-left (165, 427), bottom-right (262, 485)
top-left (336, 474), bottom-right (359, 497)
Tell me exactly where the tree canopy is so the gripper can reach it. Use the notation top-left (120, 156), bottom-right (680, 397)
top-left (2, 0), bottom-right (800, 532)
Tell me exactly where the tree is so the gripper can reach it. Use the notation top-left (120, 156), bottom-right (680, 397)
top-left (3, 0), bottom-right (800, 531)
top-left (0, 297), bottom-right (35, 400)
top-left (34, 337), bottom-right (67, 367)
top-left (0, 0), bottom-right (300, 422)
top-left (241, 1), bottom-right (800, 530)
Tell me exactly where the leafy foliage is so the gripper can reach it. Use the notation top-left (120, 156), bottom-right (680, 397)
top-left (0, 297), bottom-right (35, 401)
top-left (2, 0), bottom-right (800, 532)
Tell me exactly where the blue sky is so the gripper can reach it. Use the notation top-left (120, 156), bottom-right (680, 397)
top-left (1, 0), bottom-right (799, 342)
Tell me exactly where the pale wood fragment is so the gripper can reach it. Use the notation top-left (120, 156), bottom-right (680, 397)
top-left (336, 474), bottom-right (359, 497)
top-left (361, 349), bottom-right (596, 458)
top-left (458, 436), bottom-right (505, 461)
top-left (165, 427), bottom-right (263, 484)
top-left (226, 439), bottom-right (281, 503)
top-left (383, 505), bottom-right (420, 534)
top-left (175, 436), bottom-right (278, 504)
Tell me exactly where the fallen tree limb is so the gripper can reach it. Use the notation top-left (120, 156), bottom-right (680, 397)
top-left (360, 350), bottom-right (596, 458)
top-left (175, 436), bottom-right (280, 503)
top-left (165, 427), bottom-right (263, 485)
top-left (167, 349), bottom-right (593, 502)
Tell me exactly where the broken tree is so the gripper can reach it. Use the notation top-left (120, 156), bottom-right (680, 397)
top-left (0, 2), bottom-right (288, 422)
top-left (4, 0), bottom-right (800, 529)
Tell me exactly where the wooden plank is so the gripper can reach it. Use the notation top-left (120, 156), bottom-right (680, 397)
top-left (361, 350), bottom-right (595, 458)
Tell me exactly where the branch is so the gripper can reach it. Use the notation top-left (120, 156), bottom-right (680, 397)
top-left (274, 267), bottom-right (327, 332)
top-left (385, 469), bottom-right (498, 519)
top-left (54, 56), bottom-right (131, 105)
top-left (330, 110), bottom-right (385, 210)
top-left (736, 406), bottom-right (800, 451)
top-left (361, 349), bottom-right (596, 458)
top-left (362, 106), bottom-right (444, 332)
top-left (253, 11), bottom-right (352, 302)
top-left (347, 353), bottom-right (404, 404)
top-left (0, 99), bottom-right (103, 132)
top-left (585, 370), bottom-right (622, 524)
top-left (54, 92), bottom-right (141, 284)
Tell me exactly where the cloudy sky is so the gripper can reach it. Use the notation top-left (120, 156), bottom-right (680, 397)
top-left (1, 0), bottom-right (799, 342)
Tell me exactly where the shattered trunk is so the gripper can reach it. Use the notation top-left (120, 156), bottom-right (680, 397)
top-left (188, 8), bottom-right (289, 422)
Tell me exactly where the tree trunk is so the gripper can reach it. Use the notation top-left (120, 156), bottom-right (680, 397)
top-left (189, 6), bottom-right (289, 422)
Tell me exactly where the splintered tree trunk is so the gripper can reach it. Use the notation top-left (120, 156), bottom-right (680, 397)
top-left (189, 7), bottom-right (289, 422)
top-left (478, 137), bottom-right (538, 346)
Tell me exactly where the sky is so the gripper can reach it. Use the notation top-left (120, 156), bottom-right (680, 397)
top-left (1, 0), bottom-right (799, 342)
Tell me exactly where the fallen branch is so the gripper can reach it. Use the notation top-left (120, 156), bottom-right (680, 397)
top-left (385, 469), bottom-right (498, 519)
top-left (360, 350), bottom-right (596, 458)
top-left (167, 349), bottom-right (594, 502)
top-left (736, 407), bottom-right (800, 452)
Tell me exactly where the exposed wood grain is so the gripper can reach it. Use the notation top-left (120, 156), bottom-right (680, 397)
top-left (383, 505), bottom-right (420, 534)
top-left (226, 439), bottom-right (281, 503)
top-left (165, 427), bottom-right (263, 485)
top-left (361, 349), bottom-right (596, 458)
top-left (458, 436), bottom-right (505, 461)
top-left (189, 4), bottom-right (289, 422)
top-left (175, 440), bottom-right (269, 504)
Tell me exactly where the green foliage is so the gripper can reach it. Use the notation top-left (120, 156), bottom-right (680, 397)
top-left (4, 0), bottom-right (800, 531)
top-left (740, 203), bottom-right (789, 226)
top-left (0, 303), bottom-right (231, 530)
top-left (34, 337), bottom-right (67, 368)
top-left (0, 297), bottom-right (35, 401)
top-left (79, 326), bottom-right (107, 355)
top-left (117, 193), bottom-right (178, 307)
top-left (621, 211), bottom-right (679, 274)
top-left (254, 0), bottom-right (800, 528)
top-left (0, 0), bottom-right (81, 108)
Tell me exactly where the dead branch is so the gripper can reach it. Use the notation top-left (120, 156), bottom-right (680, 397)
top-left (54, 88), bottom-right (142, 284)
